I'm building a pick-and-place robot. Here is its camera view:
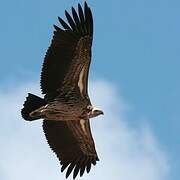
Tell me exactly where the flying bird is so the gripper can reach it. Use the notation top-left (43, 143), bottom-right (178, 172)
top-left (21, 1), bottom-right (104, 179)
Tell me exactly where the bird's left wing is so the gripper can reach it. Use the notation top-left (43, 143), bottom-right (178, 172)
top-left (42, 119), bottom-right (99, 179)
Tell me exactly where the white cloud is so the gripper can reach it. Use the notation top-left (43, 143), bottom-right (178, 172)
top-left (0, 80), bottom-right (170, 180)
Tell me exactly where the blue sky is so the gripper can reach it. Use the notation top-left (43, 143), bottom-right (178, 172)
top-left (0, 0), bottom-right (179, 179)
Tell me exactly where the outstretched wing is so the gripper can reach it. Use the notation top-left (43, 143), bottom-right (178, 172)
top-left (40, 2), bottom-right (93, 100)
top-left (43, 120), bottom-right (99, 179)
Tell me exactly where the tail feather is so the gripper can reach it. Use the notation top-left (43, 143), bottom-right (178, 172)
top-left (21, 93), bottom-right (46, 121)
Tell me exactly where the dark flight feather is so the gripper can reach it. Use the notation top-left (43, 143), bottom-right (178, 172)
top-left (72, 7), bottom-right (80, 27)
top-left (65, 10), bottom-right (76, 31)
top-left (78, 4), bottom-right (85, 27)
top-left (58, 16), bottom-right (71, 30)
top-left (61, 162), bottom-right (70, 172)
top-left (73, 163), bottom-right (81, 179)
top-left (86, 161), bottom-right (92, 173)
top-left (80, 166), bottom-right (86, 177)
top-left (66, 162), bottom-right (76, 178)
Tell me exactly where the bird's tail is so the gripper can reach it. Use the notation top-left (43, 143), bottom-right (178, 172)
top-left (21, 93), bottom-right (46, 121)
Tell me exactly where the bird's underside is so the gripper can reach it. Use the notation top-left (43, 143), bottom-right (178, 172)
top-left (30, 99), bottom-right (91, 121)
top-left (21, 1), bottom-right (104, 179)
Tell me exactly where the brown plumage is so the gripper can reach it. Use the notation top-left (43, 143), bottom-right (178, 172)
top-left (41, 2), bottom-right (93, 101)
top-left (21, 1), bottom-right (103, 179)
top-left (43, 120), bottom-right (99, 179)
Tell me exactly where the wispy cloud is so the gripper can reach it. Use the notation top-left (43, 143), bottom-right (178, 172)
top-left (0, 80), bottom-right (170, 180)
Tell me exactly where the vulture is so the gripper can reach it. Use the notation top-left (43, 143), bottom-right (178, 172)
top-left (21, 1), bottom-right (104, 179)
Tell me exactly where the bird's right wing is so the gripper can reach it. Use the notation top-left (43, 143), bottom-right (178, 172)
top-left (40, 2), bottom-right (93, 101)
top-left (43, 119), bottom-right (99, 179)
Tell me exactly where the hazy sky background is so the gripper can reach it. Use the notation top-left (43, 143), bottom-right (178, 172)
top-left (0, 0), bottom-right (179, 179)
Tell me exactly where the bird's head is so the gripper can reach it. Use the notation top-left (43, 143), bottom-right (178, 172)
top-left (89, 107), bottom-right (104, 118)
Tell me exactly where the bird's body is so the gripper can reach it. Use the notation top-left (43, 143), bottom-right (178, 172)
top-left (30, 96), bottom-right (91, 121)
top-left (21, 2), bottom-right (103, 179)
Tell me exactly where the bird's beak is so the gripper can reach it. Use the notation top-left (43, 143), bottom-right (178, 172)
top-left (100, 111), bottom-right (104, 115)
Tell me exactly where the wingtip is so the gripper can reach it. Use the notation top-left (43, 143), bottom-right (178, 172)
top-left (71, 6), bottom-right (76, 13)
top-left (65, 163), bottom-right (76, 179)
top-left (84, 1), bottom-right (88, 6)
top-left (58, 16), bottom-right (71, 30)
top-left (84, 1), bottom-right (88, 9)
top-left (65, 10), bottom-right (68, 16)
top-left (61, 162), bottom-right (69, 172)
top-left (73, 165), bottom-right (80, 179)
top-left (78, 3), bottom-right (81, 8)
top-left (80, 166), bottom-right (86, 177)
top-left (78, 3), bottom-right (83, 12)
top-left (86, 162), bottom-right (91, 173)
top-left (53, 25), bottom-right (59, 31)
